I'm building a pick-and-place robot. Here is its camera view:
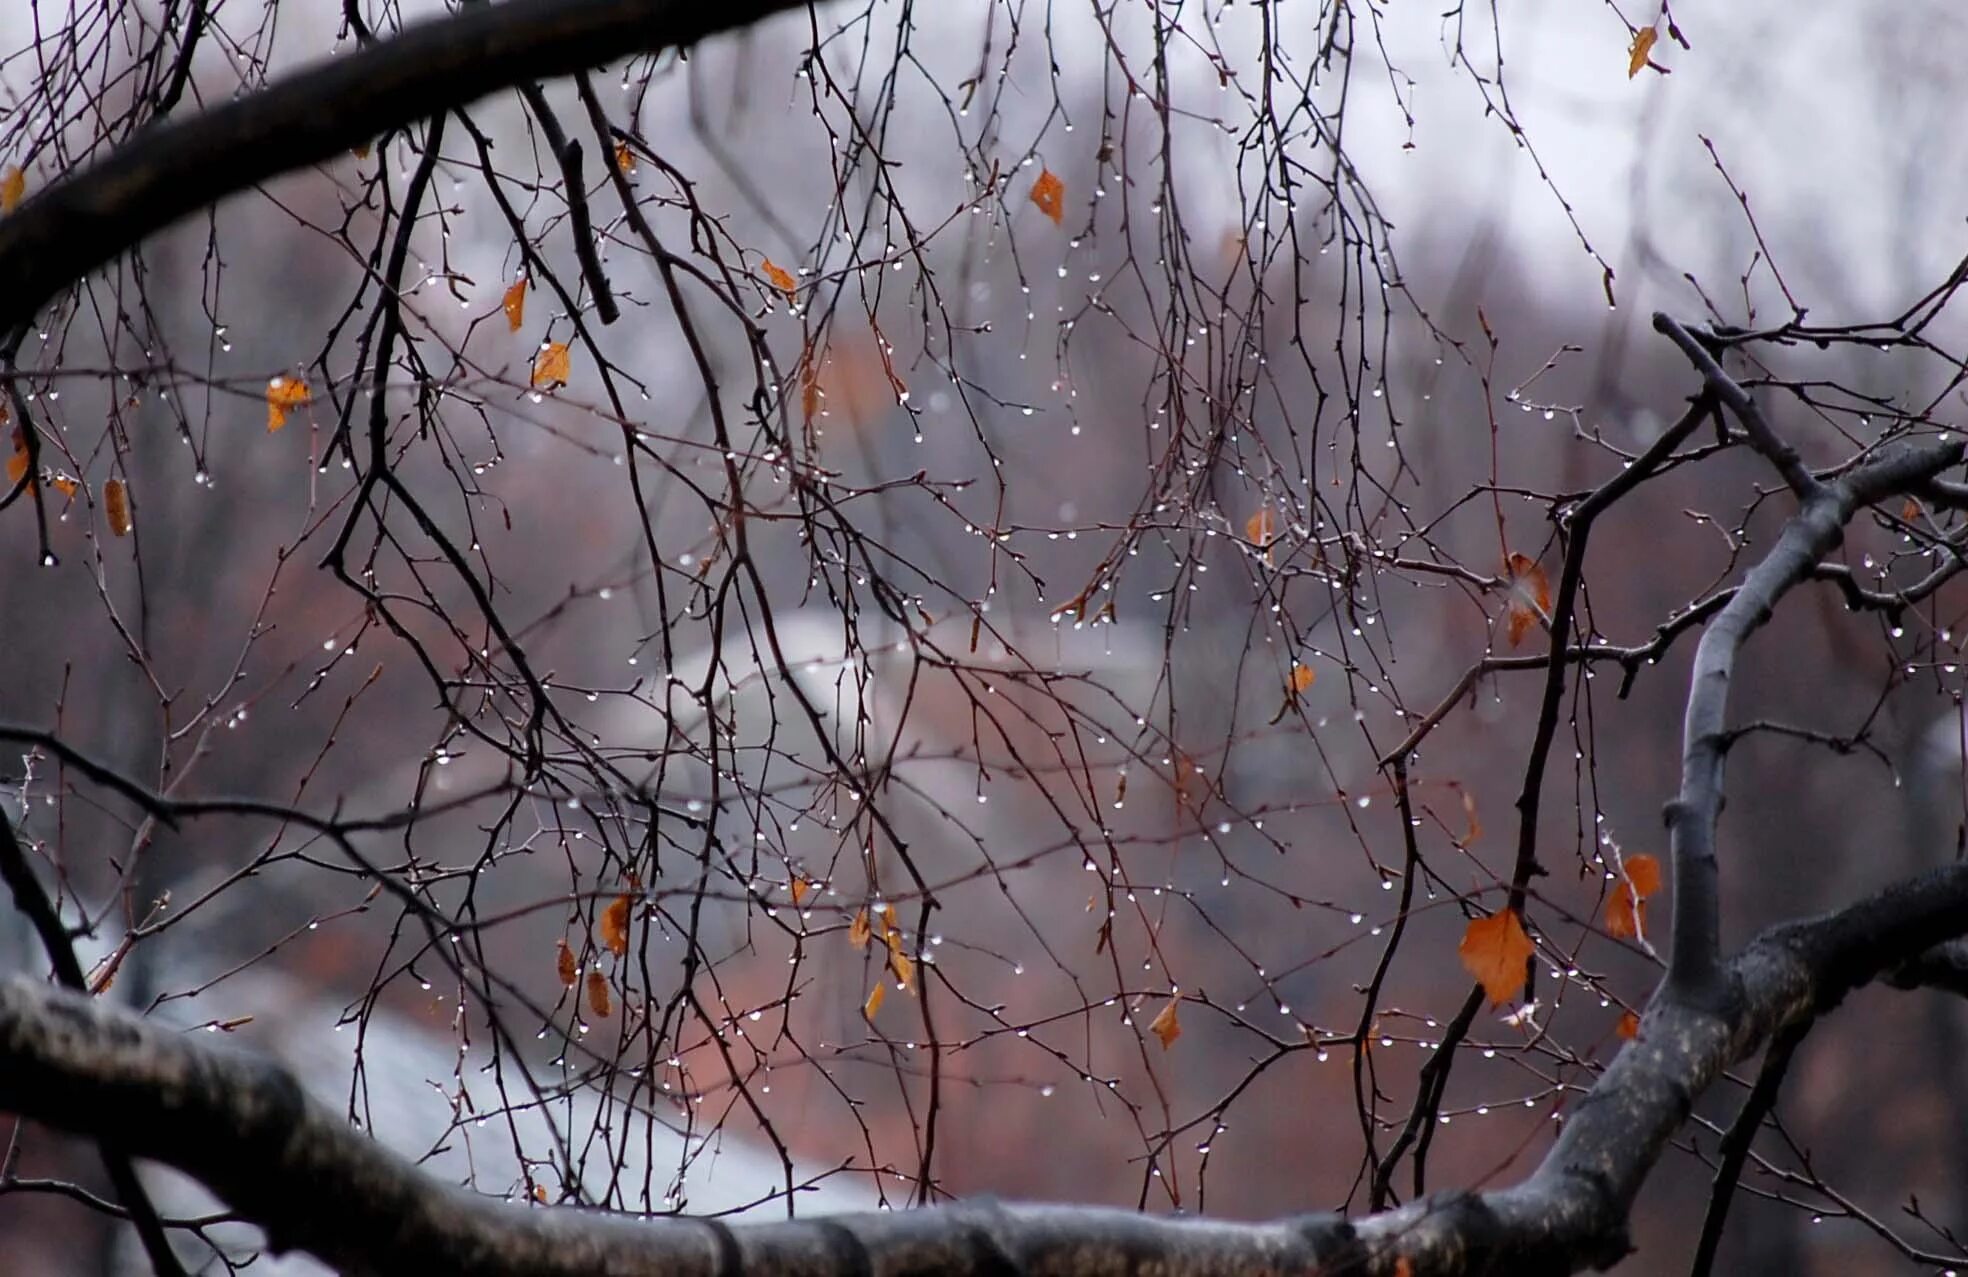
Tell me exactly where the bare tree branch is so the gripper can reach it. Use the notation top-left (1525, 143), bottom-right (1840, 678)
top-left (1662, 417), bottom-right (1963, 996)
top-left (0, 809), bottom-right (184, 1275)
top-left (1887, 939), bottom-right (1968, 999)
top-left (1652, 313), bottom-right (1821, 496)
top-left (0, 0), bottom-right (815, 334)
top-left (7, 855), bottom-right (1968, 1276)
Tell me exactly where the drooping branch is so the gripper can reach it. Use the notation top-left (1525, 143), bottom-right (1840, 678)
top-left (7, 857), bottom-right (1968, 1277)
top-left (0, 0), bottom-right (815, 334)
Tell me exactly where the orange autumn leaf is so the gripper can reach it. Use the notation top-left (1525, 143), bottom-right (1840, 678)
top-left (613, 140), bottom-right (637, 175)
top-left (599, 894), bottom-right (632, 956)
top-left (502, 277), bottom-right (527, 332)
top-left (555, 938), bottom-right (578, 988)
top-left (266, 375), bottom-right (311, 432)
top-left (798, 343), bottom-right (822, 423)
top-left (585, 969), bottom-right (612, 1018)
top-left (790, 876), bottom-right (814, 907)
top-left (49, 472), bottom-right (78, 498)
top-left (1605, 853), bottom-right (1663, 940)
top-left (760, 259), bottom-right (798, 304)
top-left (1627, 26), bottom-right (1659, 78)
top-left (1458, 909), bottom-right (1535, 1007)
top-left (1246, 506), bottom-right (1277, 546)
top-left (848, 907), bottom-right (873, 950)
top-left (531, 342), bottom-right (571, 389)
top-left (888, 943), bottom-right (916, 992)
top-left (1149, 997), bottom-right (1181, 1050)
top-left (1290, 664), bottom-right (1316, 695)
top-left (1503, 552), bottom-right (1551, 647)
top-left (1, 166), bottom-right (23, 215)
top-left (103, 478), bottom-right (131, 537)
top-left (863, 979), bottom-right (886, 1020)
top-left (1030, 168), bottom-right (1065, 226)
top-left (1616, 1009), bottom-right (1641, 1040)
top-left (5, 449), bottom-right (25, 488)
top-left (1622, 853), bottom-right (1662, 896)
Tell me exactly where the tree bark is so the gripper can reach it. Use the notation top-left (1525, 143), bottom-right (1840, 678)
top-left (5, 857), bottom-right (1967, 1276)
top-left (0, 0), bottom-right (815, 334)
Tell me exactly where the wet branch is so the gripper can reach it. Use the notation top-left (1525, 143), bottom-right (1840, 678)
top-left (7, 856), bottom-right (1968, 1276)
top-left (1657, 310), bottom-right (1965, 998)
top-left (0, 0), bottom-right (815, 333)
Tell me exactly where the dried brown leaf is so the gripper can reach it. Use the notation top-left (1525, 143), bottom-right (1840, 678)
top-left (600, 894), bottom-right (632, 956)
top-left (103, 478), bottom-right (130, 537)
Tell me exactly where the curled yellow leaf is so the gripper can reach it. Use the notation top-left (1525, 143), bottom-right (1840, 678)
top-left (888, 943), bottom-right (916, 992)
top-left (502, 277), bottom-right (527, 332)
top-left (531, 342), bottom-right (571, 389)
top-left (1627, 27), bottom-right (1658, 78)
top-left (760, 259), bottom-right (797, 303)
top-left (1149, 997), bottom-right (1181, 1050)
top-left (266, 375), bottom-right (311, 432)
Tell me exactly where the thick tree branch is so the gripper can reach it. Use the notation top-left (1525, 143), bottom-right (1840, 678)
top-left (7, 860), bottom-right (1968, 1276)
top-left (0, 0), bottom-right (815, 334)
top-left (1887, 938), bottom-right (1968, 998)
top-left (0, 810), bottom-right (185, 1275)
top-left (1663, 434), bottom-right (1964, 996)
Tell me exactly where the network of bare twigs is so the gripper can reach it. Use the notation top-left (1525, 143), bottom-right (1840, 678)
top-left (5, 3), bottom-right (1968, 1274)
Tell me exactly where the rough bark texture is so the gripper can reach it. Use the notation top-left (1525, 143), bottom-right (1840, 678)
top-left (5, 858), bottom-right (1966, 1277)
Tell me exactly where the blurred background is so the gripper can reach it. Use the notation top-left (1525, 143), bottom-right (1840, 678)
top-left (2, 1), bottom-right (1967, 1272)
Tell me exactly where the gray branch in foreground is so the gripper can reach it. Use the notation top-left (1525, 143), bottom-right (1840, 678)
top-left (1657, 344), bottom-right (1965, 995)
top-left (7, 860), bottom-right (1968, 1277)
top-left (0, 0), bottom-right (815, 335)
